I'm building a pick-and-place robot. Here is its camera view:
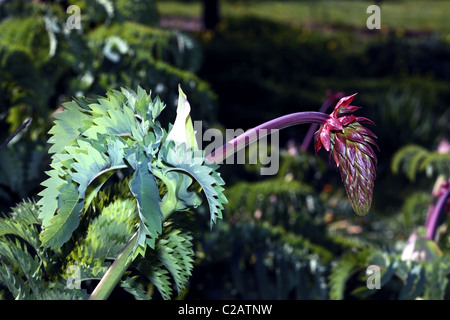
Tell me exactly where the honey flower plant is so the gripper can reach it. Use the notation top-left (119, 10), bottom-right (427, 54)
top-left (2, 86), bottom-right (378, 300)
top-left (90, 89), bottom-right (378, 299)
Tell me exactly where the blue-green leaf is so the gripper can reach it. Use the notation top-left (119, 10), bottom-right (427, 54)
top-left (37, 166), bottom-right (66, 225)
top-left (160, 142), bottom-right (227, 228)
top-left (47, 101), bottom-right (92, 154)
top-left (40, 182), bottom-right (84, 248)
top-left (128, 154), bottom-right (163, 254)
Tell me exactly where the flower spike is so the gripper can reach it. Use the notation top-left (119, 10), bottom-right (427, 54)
top-left (205, 91), bottom-right (377, 216)
top-left (314, 93), bottom-right (377, 216)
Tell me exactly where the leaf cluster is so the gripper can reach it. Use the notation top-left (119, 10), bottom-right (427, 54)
top-left (328, 248), bottom-right (450, 300)
top-left (0, 197), bottom-right (196, 300)
top-left (392, 144), bottom-right (450, 182)
top-left (37, 86), bottom-right (226, 257)
top-left (0, 200), bottom-right (89, 299)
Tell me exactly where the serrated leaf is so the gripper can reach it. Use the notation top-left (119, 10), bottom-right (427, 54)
top-left (106, 136), bottom-right (127, 167)
top-left (40, 182), bottom-right (83, 248)
top-left (161, 142), bottom-right (227, 228)
top-left (0, 218), bottom-right (39, 251)
top-left (158, 229), bottom-right (194, 294)
top-left (0, 263), bottom-right (29, 300)
top-left (66, 198), bottom-right (138, 280)
top-left (9, 200), bottom-right (40, 226)
top-left (33, 282), bottom-right (89, 300)
top-left (329, 257), bottom-right (355, 300)
top-left (121, 276), bottom-right (151, 300)
top-left (121, 86), bottom-right (162, 123)
top-left (66, 139), bottom-right (110, 197)
top-left (83, 169), bottom-right (117, 212)
top-left (329, 249), bottom-right (374, 300)
top-left (37, 162), bottom-right (70, 225)
top-left (93, 103), bottom-right (140, 138)
top-left (0, 238), bottom-right (43, 293)
top-left (47, 101), bottom-right (92, 154)
top-left (135, 258), bottom-right (173, 300)
top-left (129, 155), bottom-right (163, 253)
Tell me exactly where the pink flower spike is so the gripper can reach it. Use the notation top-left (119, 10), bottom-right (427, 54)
top-left (332, 93), bottom-right (358, 117)
top-left (313, 92), bottom-right (378, 216)
top-left (320, 124), bottom-right (331, 152)
top-left (314, 129), bottom-right (322, 154)
top-left (336, 93), bottom-right (357, 108)
top-left (346, 130), bottom-right (366, 144)
top-left (340, 105), bottom-right (361, 115)
top-left (326, 117), bottom-right (344, 131)
top-left (355, 116), bottom-right (376, 126)
top-left (334, 133), bottom-right (347, 156)
top-left (339, 115), bottom-right (356, 126)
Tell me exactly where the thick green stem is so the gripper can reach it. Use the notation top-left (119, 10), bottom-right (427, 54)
top-left (89, 233), bottom-right (137, 300)
top-left (89, 202), bottom-right (174, 300)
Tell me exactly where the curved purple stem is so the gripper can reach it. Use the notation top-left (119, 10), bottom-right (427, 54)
top-left (300, 92), bottom-right (344, 151)
top-left (206, 111), bottom-right (329, 164)
top-left (425, 188), bottom-right (450, 241)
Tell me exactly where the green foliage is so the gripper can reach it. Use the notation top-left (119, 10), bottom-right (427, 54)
top-left (129, 155), bottom-right (164, 252)
top-left (0, 200), bottom-right (90, 299)
top-left (131, 223), bottom-right (195, 300)
top-left (327, 248), bottom-right (450, 300)
top-left (400, 192), bottom-right (431, 228)
top-left (423, 259), bottom-right (450, 300)
top-left (40, 181), bottom-right (84, 248)
top-left (199, 220), bottom-right (330, 299)
top-left (0, 17), bottom-right (49, 63)
top-left (38, 87), bottom-right (226, 259)
top-left (392, 144), bottom-right (450, 182)
top-left (63, 186), bottom-right (196, 300)
top-left (71, 0), bottom-right (160, 27)
top-left (160, 142), bottom-right (227, 227)
top-left (1, 83), bottom-right (223, 300)
top-left (66, 198), bottom-right (138, 279)
top-left (328, 248), bottom-right (374, 300)
top-left (0, 197), bottom-right (197, 300)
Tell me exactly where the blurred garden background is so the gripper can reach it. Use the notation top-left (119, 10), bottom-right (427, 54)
top-left (0, 0), bottom-right (449, 299)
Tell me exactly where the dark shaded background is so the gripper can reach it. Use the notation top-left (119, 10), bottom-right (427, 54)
top-left (0, 0), bottom-right (449, 300)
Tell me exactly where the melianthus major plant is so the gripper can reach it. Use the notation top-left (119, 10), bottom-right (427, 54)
top-left (0, 86), bottom-right (377, 300)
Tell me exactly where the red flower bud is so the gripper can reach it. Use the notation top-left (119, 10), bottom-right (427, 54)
top-left (314, 93), bottom-right (377, 216)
